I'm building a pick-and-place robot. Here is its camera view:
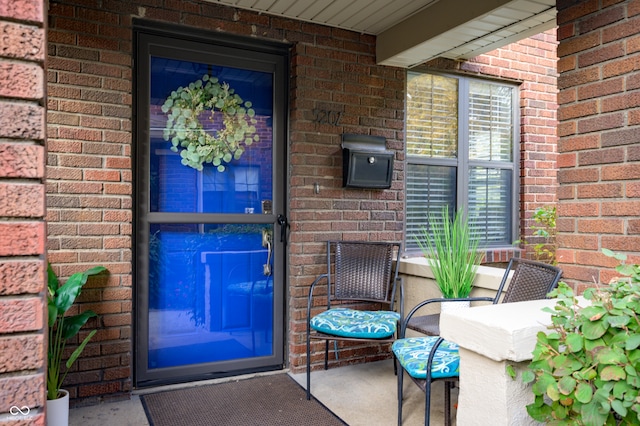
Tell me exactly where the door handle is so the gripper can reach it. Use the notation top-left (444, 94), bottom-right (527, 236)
top-left (261, 228), bottom-right (272, 276)
top-left (277, 214), bottom-right (289, 243)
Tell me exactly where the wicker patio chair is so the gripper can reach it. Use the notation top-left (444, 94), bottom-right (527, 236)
top-left (306, 240), bottom-right (404, 400)
top-left (406, 257), bottom-right (563, 337)
top-left (394, 258), bottom-right (562, 425)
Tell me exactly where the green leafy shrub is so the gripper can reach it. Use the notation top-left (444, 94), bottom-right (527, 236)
top-left (516, 206), bottom-right (557, 265)
top-left (530, 206), bottom-right (557, 265)
top-left (523, 249), bottom-right (640, 425)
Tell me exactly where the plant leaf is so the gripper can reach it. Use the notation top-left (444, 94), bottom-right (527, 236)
top-left (558, 376), bottom-right (577, 395)
top-left (580, 400), bottom-right (608, 426)
top-left (575, 382), bottom-right (594, 403)
top-left (600, 365), bottom-right (626, 381)
top-left (54, 266), bottom-right (106, 314)
top-left (61, 310), bottom-right (97, 340)
top-left (65, 329), bottom-right (97, 369)
top-left (565, 333), bottom-right (583, 353)
top-left (582, 318), bottom-right (608, 340)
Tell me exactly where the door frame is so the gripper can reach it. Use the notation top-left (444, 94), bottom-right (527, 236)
top-left (132, 19), bottom-right (290, 387)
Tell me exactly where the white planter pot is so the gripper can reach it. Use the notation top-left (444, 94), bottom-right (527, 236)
top-left (46, 389), bottom-right (69, 426)
top-left (440, 300), bottom-right (471, 314)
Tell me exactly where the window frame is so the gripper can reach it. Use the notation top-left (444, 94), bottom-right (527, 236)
top-left (404, 70), bottom-right (521, 255)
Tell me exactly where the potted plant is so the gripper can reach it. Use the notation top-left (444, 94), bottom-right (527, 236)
top-left (523, 249), bottom-right (640, 425)
top-left (47, 263), bottom-right (107, 426)
top-left (415, 205), bottom-right (483, 307)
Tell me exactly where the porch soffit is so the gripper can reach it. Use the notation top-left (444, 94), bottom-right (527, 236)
top-left (210, 0), bottom-right (557, 68)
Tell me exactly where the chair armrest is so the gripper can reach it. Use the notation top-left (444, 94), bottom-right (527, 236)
top-left (307, 273), bottom-right (329, 326)
top-left (394, 276), bottom-right (405, 322)
top-left (400, 296), bottom-right (494, 337)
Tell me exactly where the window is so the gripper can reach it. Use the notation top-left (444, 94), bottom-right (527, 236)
top-left (405, 72), bottom-right (519, 253)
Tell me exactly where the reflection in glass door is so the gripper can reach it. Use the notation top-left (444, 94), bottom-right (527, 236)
top-left (135, 25), bottom-right (288, 386)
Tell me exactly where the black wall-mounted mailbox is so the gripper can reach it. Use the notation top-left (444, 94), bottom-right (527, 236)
top-left (342, 134), bottom-right (394, 189)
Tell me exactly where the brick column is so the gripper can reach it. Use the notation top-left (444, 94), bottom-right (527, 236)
top-left (0, 0), bottom-right (47, 424)
top-left (556, 0), bottom-right (640, 290)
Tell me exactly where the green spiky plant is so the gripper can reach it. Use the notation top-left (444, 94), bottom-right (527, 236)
top-left (47, 263), bottom-right (107, 400)
top-left (415, 206), bottom-right (484, 298)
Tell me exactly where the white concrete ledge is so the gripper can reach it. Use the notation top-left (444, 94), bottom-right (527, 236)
top-left (398, 257), bottom-right (511, 315)
top-left (439, 298), bottom-right (556, 362)
top-left (399, 257), bottom-right (506, 292)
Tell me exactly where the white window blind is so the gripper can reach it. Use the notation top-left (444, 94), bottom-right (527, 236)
top-left (406, 74), bottom-right (458, 158)
top-left (406, 165), bottom-right (456, 250)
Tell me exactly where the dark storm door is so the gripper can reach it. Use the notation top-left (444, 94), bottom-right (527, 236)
top-left (134, 23), bottom-right (288, 386)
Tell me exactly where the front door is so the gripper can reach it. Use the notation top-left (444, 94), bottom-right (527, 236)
top-left (134, 22), bottom-right (289, 386)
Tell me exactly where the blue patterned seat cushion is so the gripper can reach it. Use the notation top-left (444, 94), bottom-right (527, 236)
top-left (392, 336), bottom-right (460, 379)
top-left (310, 308), bottom-right (400, 339)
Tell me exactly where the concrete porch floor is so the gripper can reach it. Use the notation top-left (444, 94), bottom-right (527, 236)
top-left (69, 359), bottom-right (456, 425)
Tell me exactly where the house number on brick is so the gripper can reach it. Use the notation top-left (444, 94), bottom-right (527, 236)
top-left (313, 109), bottom-right (342, 126)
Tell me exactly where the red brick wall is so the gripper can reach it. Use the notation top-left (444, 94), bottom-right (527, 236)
top-left (45, 0), bottom-right (559, 399)
top-left (556, 0), bottom-right (640, 291)
top-left (46, 0), bottom-right (133, 404)
top-left (287, 29), bottom-right (406, 371)
top-left (0, 0), bottom-right (47, 423)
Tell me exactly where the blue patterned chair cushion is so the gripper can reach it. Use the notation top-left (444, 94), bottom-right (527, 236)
top-left (310, 308), bottom-right (400, 339)
top-left (392, 336), bottom-right (460, 379)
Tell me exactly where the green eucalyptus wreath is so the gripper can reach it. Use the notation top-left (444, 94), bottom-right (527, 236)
top-left (161, 74), bottom-right (259, 172)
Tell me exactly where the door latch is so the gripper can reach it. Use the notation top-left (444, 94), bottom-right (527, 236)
top-left (277, 214), bottom-right (289, 243)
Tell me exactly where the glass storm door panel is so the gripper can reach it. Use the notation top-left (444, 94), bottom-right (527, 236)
top-left (135, 26), bottom-right (287, 386)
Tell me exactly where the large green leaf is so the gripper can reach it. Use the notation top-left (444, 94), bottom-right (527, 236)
top-left (66, 329), bottom-right (97, 369)
top-left (600, 365), bottom-right (626, 381)
top-left (580, 400), bottom-right (609, 426)
top-left (626, 334), bottom-right (640, 350)
top-left (596, 347), bottom-right (627, 365)
top-left (47, 264), bottom-right (59, 296)
top-left (532, 372), bottom-right (557, 395)
top-left (61, 310), bottom-right (97, 340)
top-left (565, 333), bottom-right (584, 353)
top-left (575, 382), bottom-right (594, 403)
top-left (522, 369), bottom-right (536, 384)
top-left (54, 266), bottom-right (106, 315)
top-left (607, 315), bottom-right (630, 328)
top-left (582, 319), bottom-right (608, 340)
top-left (581, 305), bottom-right (606, 321)
top-left (611, 399), bottom-right (628, 418)
top-left (48, 299), bottom-right (58, 327)
top-left (558, 376), bottom-right (577, 395)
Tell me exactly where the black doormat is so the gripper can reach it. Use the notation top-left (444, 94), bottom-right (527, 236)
top-left (141, 374), bottom-right (347, 426)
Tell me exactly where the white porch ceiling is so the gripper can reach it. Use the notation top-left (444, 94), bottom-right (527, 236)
top-left (210, 0), bottom-right (556, 68)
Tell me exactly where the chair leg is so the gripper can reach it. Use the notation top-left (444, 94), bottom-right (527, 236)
top-left (424, 378), bottom-right (432, 426)
top-left (324, 340), bottom-right (329, 369)
top-left (444, 381), bottom-right (452, 426)
top-left (397, 359), bottom-right (404, 426)
top-left (306, 332), bottom-right (311, 400)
